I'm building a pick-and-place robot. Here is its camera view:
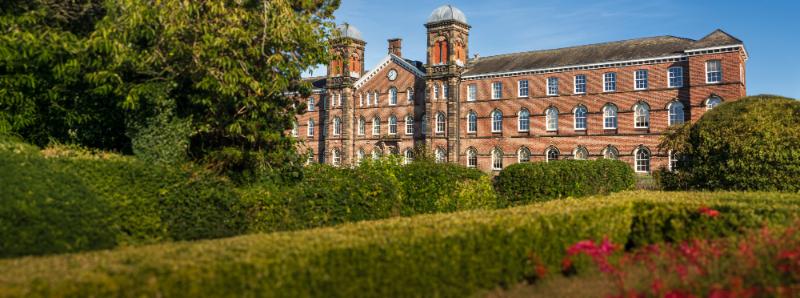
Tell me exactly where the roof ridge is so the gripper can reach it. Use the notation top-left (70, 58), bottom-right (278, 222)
top-left (472, 35), bottom-right (694, 61)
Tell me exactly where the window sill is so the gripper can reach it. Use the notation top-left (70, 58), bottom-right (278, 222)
top-left (574, 92), bottom-right (586, 95)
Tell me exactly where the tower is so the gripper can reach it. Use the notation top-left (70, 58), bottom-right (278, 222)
top-left (424, 5), bottom-right (470, 162)
top-left (326, 23), bottom-right (366, 165)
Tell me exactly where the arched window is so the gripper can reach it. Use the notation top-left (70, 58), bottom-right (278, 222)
top-left (546, 147), bottom-right (559, 162)
top-left (518, 147), bottom-right (531, 163)
top-left (668, 101), bottom-right (685, 126)
top-left (706, 96), bottom-right (722, 110)
top-left (436, 112), bottom-right (446, 133)
top-left (635, 147), bottom-right (651, 173)
top-left (634, 102), bottom-right (650, 128)
top-left (404, 149), bottom-right (414, 165)
top-left (491, 110), bottom-right (503, 132)
top-left (389, 87), bottom-right (398, 105)
top-left (358, 117), bottom-right (365, 135)
top-left (603, 105), bottom-right (618, 129)
top-left (331, 149), bottom-right (341, 166)
top-left (356, 148), bottom-right (365, 164)
top-left (307, 119), bottom-right (315, 136)
top-left (603, 146), bottom-right (619, 160)
top-left (405, 116), bottom-right (414, 135)
top-left (308, 98), bottom-right (315, 111)
top-left (574, 146), bottom-right (589, 160)
top-left (467, 148), bottom-right (478, 168)
top-left (435, 148), bottom-right (446, 163)
top-left (492, 148), bottom-right (503, 170)
top-left (421, 113), bottom-right (428, 135)
top-left (388, 115), bottom-right (398, 135)
top-left (467, 111), bottom-right (478, 133)
top-left (372, 117), bottom-right (381, 135)
top-left (372, 148), bottom-right (382, 160)
top-left (407, 88), bottom-right (414, 102)
top-left (332, 117), bottom-right (341, 136)
top-left (546, 107), bottom-right (559, 131)
top-left (518, 109), bottom-right (530, 132)
top-left (574, 106), bottom-right (587, 130)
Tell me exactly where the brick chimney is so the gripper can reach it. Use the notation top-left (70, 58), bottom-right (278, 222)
top-left (388, 38), bottom-right (402, 57)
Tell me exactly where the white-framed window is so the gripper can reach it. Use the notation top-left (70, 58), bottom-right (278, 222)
top-left (308, 98), bottom-right (315, 111)
top-left (307, 119), bottom-right (315, 136)
top-left (604, 72), bottom-right (617, 92)
top-left (706, 60), bottom-right (722, 84)
top-left (436, 112), bottom-right (446, 133)
top-left (491, 148), bottom-right (503, 170)
top-left (634, 102), bottom-right (650, 128)
top-left (372, 117), bottom-right (381, 135)
top-left (603, 146), bottom-right (618, 160)
top-left (706, 96), bottom-right (722, 110)
top-left (373, 91), bottom-right (379, 106)
top-left (635, 147), bottom-right (651, 173)
top-left (307, 152), bottom-right (314, 164)
top-left (668, 150), bottom-right (679, 172)
top-left (547, 77), bottom-right (559, 96)
top-left (491, 109), bottom-right (503, 132)
top-left (433, 84), bottom-right (440, 100)
top-left (574, 75), bottom-right (586, 94)
top-left (574, 106), bottom-right (587, 130)
top-left (443, 84), bottom-right (448, 99)
top-left (372, 148), bottom-right (381, 160)
top-left (518, 80), bottom-right (529, 97)
top-left (405, 116), bottom-right (414, 135)
top-left (467, 111), bottom-right (477, 133)
top-left (546, 107), bottom-right (558, 131)
top-left (546, 147), bottom-right (559, 162)
top-left (435, 148), bottom-right (446, 163)
top-left (337, 93), bottom-right (343, 106)
top-left (333, 117), bottom-right (341, 136)
top-left (574, 147), bottom-right (588, 160)
top-left (388, 115), bottom-right (397, 135)
top-left (603, 104), bottom-right (618, 129)
top-left (421, 113), bottom-right (427, 135)
top-left (517, 109), bottom-right (530, 132)
top-left (492, 82), bottom-right (502, 99)
top-left (407, 88), bottom-right (414, 102)
top-left (359, 93), bottom-right (364, 107)
top-left (389, 88), bottom-right (397, 105)
top-left (518, 147), bottom-right (531, 163)
top-left (668, 66), bottom-right (684, 88)
top-left (668, 101), bottom-right (685, 126)
top-left (404, 149), bottom-right (413, 165)
top-left (358, 117), bottom-right (365, 135)
top-left (467, 148), bottom-right (478, 168)
top-left (322, 96), bottom-right (329, 110)
top-left (291, 122), bottom-right (298, 137)
top-left (467, 84), bottom-right (477, 101)
top-left (634, 70), bottom-right (648, 90)
top-left (331, 149), bottom-right (341, 166)
top-left (356, 149), bottom-right (365, 164)
top-left (366, 92), bottom-right (372, 106)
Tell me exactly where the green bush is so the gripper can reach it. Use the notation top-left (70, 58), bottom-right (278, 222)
top-left (660, 95), bottom-right (800, 191)
top-left (2, 191), bottom-right (798, 297)
top-left (394, 160), bottom-right (486, 215)
top-left (494, 159), bottom-right (635, 204)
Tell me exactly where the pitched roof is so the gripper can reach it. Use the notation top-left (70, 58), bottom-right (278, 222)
top-left (463, 30), bottom-right (744, 77)
top-left (303, 76), bottom-right (327, 89)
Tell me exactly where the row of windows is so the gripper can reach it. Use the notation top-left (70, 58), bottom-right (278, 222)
top-left (465, 61), bottom-right (723, 101)
top-left (306, 88), bottom-right (415, 112)
top-left (461, 146), bottom-right (652, 172)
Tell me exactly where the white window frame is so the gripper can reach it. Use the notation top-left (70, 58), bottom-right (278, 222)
top-left (492, 82), bottom-right (502, 99)
top-left (372, 117), bottom-right (381, 135)
top-left (491, 149), bottom-right (503, 170)
top-left (574, 106), bottom-right (587, 130)
top-left (366, 92), bottom-right (371, 106)
top-left (518, 80), bottom-right (529, 97)
top-left (603, 72), bottom-right (617, 92)
top-left (435, 148), bottom-right (446, 163)
top-left (433, 84), bottom-right (440, 100)
top-left (546, 107), bottom-right (558, 131)
top-left (373, 91), bottom-right (379, 106)
top-left (405, 116), bottom-right (414, 135)
top-left (603, 146), bottom-right (618, 160)
top-left (635, 148), bottom-right (651, 173)
top-left (603, 105), bottom-right (618, 129)
top-left (356, 149), bottom-right (365, 164)
top-left (706, 60), bottom-right (722, 84)
top-left (333, 117), bottom-right (341, 136)
top-left (634, 69), bottom-right (648, 90)
top-left (358, 117), bottom-right (365, 136)
top-left (467, 111), bottom-right (477, 133)
top-left (574, 147), bottom-right (588, 160)
top-left (388, 115), bottom-right (397, 135)
top-left (467, 84), bottom-right (477, 101)
top-left (668, 66), bottom-right (684, 88)
top-left (517, 109), bottom-right (530, 132)
top-left (574, 75), bottom-right (586, 94)
top-left (517, 147), bottom-right (531, 163)
top-left (634, 103), bottom-right (650, 128)
top-left (442, 84), bottom-right (448, 99)
top-left (547, 77), bottom-right (559, 96)
top-left (308, 98), bottom-right (315, 111)
top-left (467, 149), bottom-right (478, 168)
top-left (389, 88), bottom-right (397, 106)
top-left (436, 113), bottom-right (446, 133)
top-left (332, 149), bottom-right (341, 166)
top-left (491, 110), bottom-right (503, 133)
top-left (546, 147), bottom-right (559, 162)
top-left (359, 93), bottom-right (364, 107)
top-left (668, 101), bottom-right (685, 126)
top-left (404, 149), bottom-right (413, 165)
top-left (705, 97), bottom-right (722, 110)
top-left (291, 122), bottom-right (298, 137)
top-left (307, 119), bottom-right (315, 136)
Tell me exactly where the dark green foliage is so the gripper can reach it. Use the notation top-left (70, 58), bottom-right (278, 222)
top-left (130, 111), bottom-right (191, 166)
top-left (659, 95), bottom-right (800, 191)
top-left (494, 159), bottom-right (636, 204)
top-left (3, 192), bottom-right (799, 297)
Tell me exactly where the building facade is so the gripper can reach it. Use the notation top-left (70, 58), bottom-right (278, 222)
top-left (294, 5), bottom-right (748, 173)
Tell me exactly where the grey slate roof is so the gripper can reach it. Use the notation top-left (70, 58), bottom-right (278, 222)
top-left (303, 76), bottom-right (327, 89)
top-left (427, 4), bottom-right (468, 24)
top-left (463, 29), bottom-right (743, 76)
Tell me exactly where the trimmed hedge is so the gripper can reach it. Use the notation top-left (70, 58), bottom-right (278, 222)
top-left (494, 159), bottom-right (635, 204)
top-left (1, 191), bottom-right (798, 297)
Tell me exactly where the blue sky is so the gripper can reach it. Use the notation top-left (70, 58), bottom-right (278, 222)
top-left (311, 0), bottom-right (799, 99)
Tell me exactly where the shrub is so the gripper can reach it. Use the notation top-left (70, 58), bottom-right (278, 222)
top-left (394, 160), bottom-right (486, 215)
top-left (494, 159), bottom-right (635, 204)
top-left (2, 192), bottom-right (798, 297)
top-left (659, 95), bottom-right (800, 191)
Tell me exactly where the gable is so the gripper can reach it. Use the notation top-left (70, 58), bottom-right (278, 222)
top-left (354, 54), bottom-right (425, 90)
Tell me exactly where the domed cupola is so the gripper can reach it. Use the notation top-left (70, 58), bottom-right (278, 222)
top-left (335, 22), bottom-right (363, 41)
top-left (426, 4), bottom-right (468, 25)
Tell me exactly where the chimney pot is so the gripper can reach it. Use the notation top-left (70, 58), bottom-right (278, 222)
top-left (388, 38), bottom-right (402, 57)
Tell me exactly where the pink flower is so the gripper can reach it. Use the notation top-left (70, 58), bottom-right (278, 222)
top-left (698, 206), bottom-right (720, 217)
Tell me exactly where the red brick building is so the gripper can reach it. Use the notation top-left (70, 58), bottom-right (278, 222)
top-left (295, 4), bottom-right (748, 173)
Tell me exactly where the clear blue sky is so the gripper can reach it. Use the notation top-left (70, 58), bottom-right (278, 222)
top-left (311, 0), bottom-right (799, 99)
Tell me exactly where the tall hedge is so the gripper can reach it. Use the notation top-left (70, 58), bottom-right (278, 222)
top-left (658, 95), bottom-right (800, 191)
top-left (393, 160), bottom-right (488, 214)
top-left (494, 159), bottom-right (635, 204)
